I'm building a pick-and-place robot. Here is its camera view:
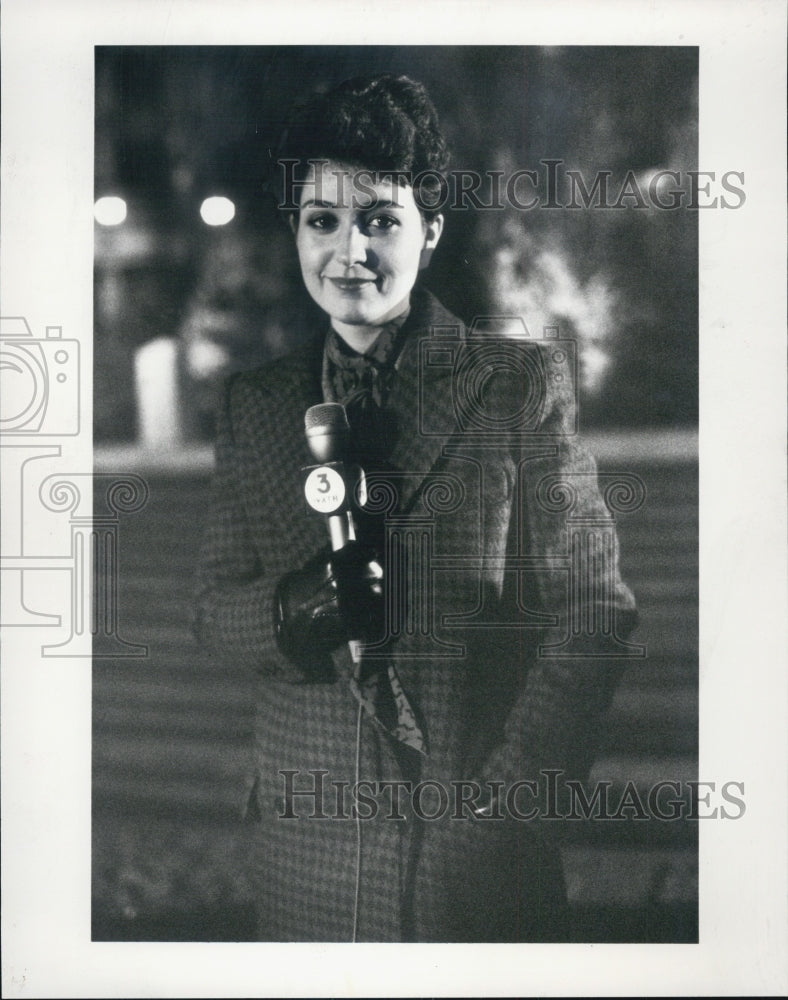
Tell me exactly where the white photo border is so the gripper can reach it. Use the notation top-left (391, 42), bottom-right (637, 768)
top-left (1, 0), bottom-right (786, 996)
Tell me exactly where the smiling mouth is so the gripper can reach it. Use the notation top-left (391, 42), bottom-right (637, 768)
top-left (326, 277), bottom-right (377, 291)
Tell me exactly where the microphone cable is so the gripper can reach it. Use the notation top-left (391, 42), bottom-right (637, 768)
top-left (351, 697), bottom-right (363, 943)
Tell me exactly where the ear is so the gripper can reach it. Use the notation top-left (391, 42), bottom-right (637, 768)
top-left (419, 213), bottom-right (444, 271)
top-left (287, 212), bottom-right (299, 238)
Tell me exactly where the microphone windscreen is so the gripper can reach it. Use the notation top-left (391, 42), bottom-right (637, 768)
top-left (305, 403), bottom-right (350, 433)
top-left (304, 403), bottom-right (350, 462)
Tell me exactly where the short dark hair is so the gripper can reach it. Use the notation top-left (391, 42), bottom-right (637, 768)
top-left (275, 74), bottom-right (450, 219)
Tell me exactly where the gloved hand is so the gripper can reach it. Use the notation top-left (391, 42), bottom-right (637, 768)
top-left (273, 541), bottom-right (384, 664)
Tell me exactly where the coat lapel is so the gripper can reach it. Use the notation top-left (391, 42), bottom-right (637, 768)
top-left (386, 287), bottom-right (463, 514)
top-left (269, 332), bottom-right (326, 469)
top-left (242, 331), bottom-right (328, 560)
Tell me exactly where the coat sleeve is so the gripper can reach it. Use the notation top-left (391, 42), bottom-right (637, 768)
top-left (476, 344), bottom-right (639, 799)
top-left (192, 374), bottom-right (332, 682)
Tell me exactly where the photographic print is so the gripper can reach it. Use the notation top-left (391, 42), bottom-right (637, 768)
top-left (90, 44), bottom-right (698, 945)
top-left (2, 1), bottom-right (786, 996)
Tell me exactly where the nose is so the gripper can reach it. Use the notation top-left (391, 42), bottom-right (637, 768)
top-left (335, 220), bottom-right (368, 266)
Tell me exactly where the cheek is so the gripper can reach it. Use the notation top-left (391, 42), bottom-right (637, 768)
top-left (296, 238), bottom-right (322, 277)
top-left (391, 242), bottom-right (424, 281)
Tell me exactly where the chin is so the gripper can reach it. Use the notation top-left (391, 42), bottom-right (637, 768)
top-left (329, 302), bottom-right (389, 327)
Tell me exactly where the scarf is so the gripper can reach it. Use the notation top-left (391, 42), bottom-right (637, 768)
top-left (321, 310), bottom-right (427, 757)
top-left (321, 310), bottom-right (409, 467)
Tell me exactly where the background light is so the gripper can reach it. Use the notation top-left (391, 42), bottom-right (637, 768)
top-left (94, 196), bottom-right (127, 226)
top-left (199, 196), bottom-right (235, 226)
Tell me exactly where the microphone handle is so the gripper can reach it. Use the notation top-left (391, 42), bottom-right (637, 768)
top-left (325, 510), bottom-right (361, 664)
top-left (327, 510), bottom-right (356, 551)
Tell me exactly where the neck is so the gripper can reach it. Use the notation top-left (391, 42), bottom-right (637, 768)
top-left (330, 299), bottom-right (411, 354)
top-left (330, 322), bottom-right (383, 354)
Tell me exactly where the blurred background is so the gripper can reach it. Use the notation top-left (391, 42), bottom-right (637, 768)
top-left (94, 45), bottom-right (698, 443)
top-left (93, 46), bottom-right (699, 942)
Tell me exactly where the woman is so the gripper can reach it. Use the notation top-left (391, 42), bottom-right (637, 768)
top-left (194, 74), bottom-right (637, 942)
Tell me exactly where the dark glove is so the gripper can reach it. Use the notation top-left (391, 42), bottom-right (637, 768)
top-left (273, 541), bottom-right (384, 664)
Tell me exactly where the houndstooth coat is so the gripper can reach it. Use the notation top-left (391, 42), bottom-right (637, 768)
top-left (194, 285), bottom-right (638, 942)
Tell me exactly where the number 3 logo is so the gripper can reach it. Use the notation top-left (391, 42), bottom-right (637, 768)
top-left (304, 467), bottom-right (345, 512)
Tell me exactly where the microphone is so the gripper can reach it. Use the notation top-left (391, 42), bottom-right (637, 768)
top-left (303, 403), bottom-right (370, 664)
top-left (303, 403), bottom-right (363, 550)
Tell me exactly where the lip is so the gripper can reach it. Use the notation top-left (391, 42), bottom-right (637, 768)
top-left (325, 276), bottom-right (377, 291)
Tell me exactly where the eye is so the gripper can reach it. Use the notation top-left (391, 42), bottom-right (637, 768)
top-left (304, 212), bottom-right (338, 231)
top-left (367, 213), bottom-right (399, 231)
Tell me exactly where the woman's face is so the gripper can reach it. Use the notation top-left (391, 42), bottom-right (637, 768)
top-left (293, 160), bottom-right (443, 342)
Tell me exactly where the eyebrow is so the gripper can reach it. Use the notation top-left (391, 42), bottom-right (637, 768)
top-left (299, 197), bottom-right (405, 211)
